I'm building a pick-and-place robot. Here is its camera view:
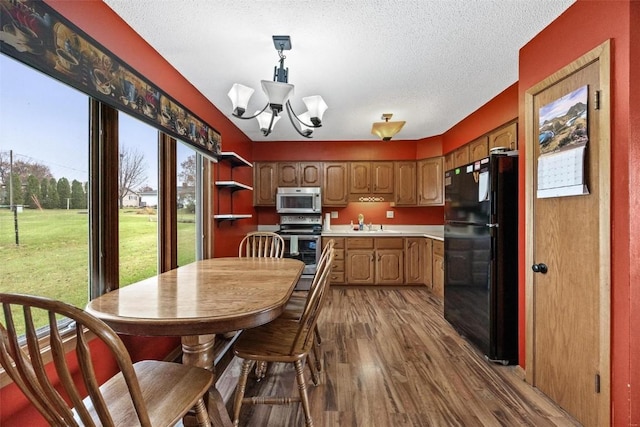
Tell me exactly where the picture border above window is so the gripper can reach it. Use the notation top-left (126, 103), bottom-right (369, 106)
top-left (0, 0), bottom-right (221, 160)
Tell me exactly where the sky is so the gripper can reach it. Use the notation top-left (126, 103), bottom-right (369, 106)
top-left (0, 54), bottom-right (193, 190)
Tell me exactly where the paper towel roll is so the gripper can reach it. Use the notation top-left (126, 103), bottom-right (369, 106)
top-left (324, 213), bottom-right (331, 231)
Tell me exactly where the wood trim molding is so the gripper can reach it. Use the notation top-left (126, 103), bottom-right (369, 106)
top-left (159, 133), bottom-right (177, 272)
top-left (524, 39), bottom-right (611, 425)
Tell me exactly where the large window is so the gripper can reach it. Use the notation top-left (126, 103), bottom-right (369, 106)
top-left (118, 112), bottom-right (159, 286)
top-left (0, 54), bottom-right (209, 335)
top-left (0, 55), bottom-right (90, 331)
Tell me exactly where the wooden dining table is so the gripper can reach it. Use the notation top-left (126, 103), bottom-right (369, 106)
top-left (85, 257), bottom-right (305, 427)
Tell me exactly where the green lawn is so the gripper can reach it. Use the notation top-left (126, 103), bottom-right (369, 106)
top-left (0, 208), bottom-right (196, 334)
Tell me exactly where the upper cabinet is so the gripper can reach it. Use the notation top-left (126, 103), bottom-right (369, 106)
top-left (322, 162), bottom-right (349, 206)
top-left (394, 161), bottom-right (417, 206)
top-left (489, 121), bottom-right (518, 151)
top-left (417, 157), bottom-right (444, 206)
top-left (468, 136), bottom-right (489, 163)
top-left (453, 145), bottom-right (470, 169)
top-left (253, 162), bottom-right (277, 206)
top-left (277, 162), bottom-right (322, 187)
top-left (349, 161), bottom-right (394, 196)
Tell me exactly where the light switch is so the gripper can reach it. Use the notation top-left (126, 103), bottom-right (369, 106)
top-left (386, 210), bottom-right (394, 218)
top-left (331, 211), bottom-right (338, 218)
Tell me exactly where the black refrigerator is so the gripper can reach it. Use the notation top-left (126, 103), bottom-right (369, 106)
top-left (443, 153), bottom-right (519, 365)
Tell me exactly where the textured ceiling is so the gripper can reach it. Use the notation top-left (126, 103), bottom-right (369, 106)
top-left (103, 0), bottom-right (575, 142)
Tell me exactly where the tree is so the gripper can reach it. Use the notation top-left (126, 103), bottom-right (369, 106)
top-left (40, 178), bottom-right (50, 208)
top-left (23, 174), bottom-right (41, 208)
top-left (48, 178), bottom-right (59, 210)
top-left (179, 155), bottom-right (196, 187)
top-left (70, 179), bottom-right (86, 209)
top-left (3, 173), bottom-right (23, 207)
top-left (57, 177), bottom-right (71, 209)
top-left (0, 152), bottom-right (53, 186)
top-left (118, 146), bottom-right (147, 209)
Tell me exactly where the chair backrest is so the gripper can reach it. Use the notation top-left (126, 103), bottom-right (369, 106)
top-left (0, 293), bottom-right (152, 426)
top-left (238, 231), bottom-right (285, 258)
top-left (290, 245), bottom-right (335, 355)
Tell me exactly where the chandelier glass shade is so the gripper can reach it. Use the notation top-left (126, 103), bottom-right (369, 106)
top-left (227, 36), bottom-right (327, 138)
top-left (371, 113), bottom-right (406, 141)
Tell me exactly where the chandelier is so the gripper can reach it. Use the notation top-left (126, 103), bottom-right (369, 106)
top-left (227, 35), bottom-right (328, 138)
top-left (371, 113), bottom-right (406, 141)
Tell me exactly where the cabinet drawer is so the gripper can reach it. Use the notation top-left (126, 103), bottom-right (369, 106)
top-left (334, 248), bottom-right (345, 261)
top-left (325, 237), bottom-right (344, 249)
top-left (346, 237), bottom-right (374, 249)
top-left (375, 237), bottom-right (404, 249)
top-left (329, 271), bottom-right (345, 284)
top-left (331, 259), bottom-right (345, 272)
top-left (433, 240), bottom-right (444, 256)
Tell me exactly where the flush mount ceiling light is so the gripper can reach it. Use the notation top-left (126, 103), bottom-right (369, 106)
top-left (371, 113), bottom-right (406, 141)
top-left (227, 35), bottom-right (328, 138)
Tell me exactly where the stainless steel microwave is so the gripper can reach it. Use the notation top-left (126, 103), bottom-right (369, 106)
top-left (276, 187), bottom-right (322, 214)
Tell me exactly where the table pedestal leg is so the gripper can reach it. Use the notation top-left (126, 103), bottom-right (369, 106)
top-left (181, 335), bottom-right (233, 427)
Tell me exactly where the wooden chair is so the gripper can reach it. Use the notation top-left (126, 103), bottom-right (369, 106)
top-left (238, 231), bottom-right (285, 258)
top-left (231, 245), bottom-right (335, 427)
top-left (0, 293), bottom-right (213, 427)
top-left (280, 239), bottom-right (335, 374)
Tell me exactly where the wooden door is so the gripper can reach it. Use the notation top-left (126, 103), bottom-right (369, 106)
top-left (417, 157), bottom-right (444, 206)
top-left (468, 136), bottom-right (488, 162)
top-left (350, 162), bottom-right (370, 194)
top-left (404, 238), bottom-right (424, 284)
top-left (453, 145), bottom-right (469, 167)
top-left (375, 250), bottom-right (403, 284)
top-left (253, 162), bottom-right (277, 206)
top-left (299, 162), bottom-right (322, 186)
top-left (277, 162), bottom-right (299, 187)
top-left (432, 240), bottom-right (444, 298)
top-left (525, 42), bottom-right (610, 427)
top-left (394, 161), bottom-right (417, 205)
top-left (489, 121), bottom-right (518, 151)
top-left (347, 250), bottom-right (374, 284)
top-left (372, 161), bottom-right (394, 194)
top-left (322, 162), bottom-right (348, 206)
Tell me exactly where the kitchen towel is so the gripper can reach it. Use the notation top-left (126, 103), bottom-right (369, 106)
top-left (290, 235), bottom-right (299, 255)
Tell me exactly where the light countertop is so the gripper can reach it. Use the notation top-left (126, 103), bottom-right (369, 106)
top-left (321, 225), bottom-right (444, 241)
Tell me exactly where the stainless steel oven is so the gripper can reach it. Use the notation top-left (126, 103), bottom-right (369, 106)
top-left (277, 214), bottom-right (323, 288)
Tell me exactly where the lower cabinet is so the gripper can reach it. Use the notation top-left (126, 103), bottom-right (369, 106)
top-left (432, 240), bottom-right (444, 298)
top-left (325, 235), bottom-right (441, 288)
top-left (324, 237), bottom-right (345, 284)
top-left (345, 237), bottom-right (404, 285)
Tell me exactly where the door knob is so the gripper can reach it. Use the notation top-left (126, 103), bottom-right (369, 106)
top-left (531, 263), bottom-right (548, 274)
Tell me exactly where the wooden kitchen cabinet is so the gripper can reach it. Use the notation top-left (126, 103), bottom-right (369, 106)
top-left (469, 136), bottom-right (489, 163)
top-left (417, 157), bottom-right (444, 206)
top-left (253, 162), bottom-right (277, 206)
top-left (349, 161), bottom-right (394, 195)
top-left (453, 145), bottom-right (470, 168)
top-left (277, 162), bottom-right (322, 187)
top-left (346, 237), bottom-right (375, 284)
top-left (375, 238), bottom-right (404, 285)
top-left (324, 237), bottom-right (345, 284)
top-left (322, 162), bottom-right (349, 206)
top-left (432, 239), bottom-right (444, 298)
top-left (444, 152), bottom-right (455, 173)
top-left (404, 237), bottom-right (425, 284)
top-left (423, 238), bottom-right (433, 288)
top-left (489, 121), bottom-right (518, 151)
top-left (394, 161), bottom-right (417, 205)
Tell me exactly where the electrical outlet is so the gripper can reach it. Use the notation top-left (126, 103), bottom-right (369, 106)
top-left (386, 210), bottom-right (394, 218)
top-left (331, 211), bottom-right (338, 218)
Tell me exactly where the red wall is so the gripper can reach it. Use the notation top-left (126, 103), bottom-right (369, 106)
top-left (518, 1), bottom-right (636, 425)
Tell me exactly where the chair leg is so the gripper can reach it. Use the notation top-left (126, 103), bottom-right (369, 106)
top-left (255, 360), bottom-right (267, 381)
top-left (314, 324), bottom-right (322, 345)
top-left (232, 359), bottom-right (253, 426)
top-left (192, 397), bottom-right (211, 427)
top-left (306, 353), bottom-right (320, 386)
top-left (294, 359), bottom-right (314, 427)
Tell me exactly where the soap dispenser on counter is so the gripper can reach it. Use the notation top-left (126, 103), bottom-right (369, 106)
top-left (358, 214), bottom-right (364, 230)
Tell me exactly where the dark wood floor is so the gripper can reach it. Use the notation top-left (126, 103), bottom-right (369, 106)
top-left (216, 286), bottom-right (581, 426)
